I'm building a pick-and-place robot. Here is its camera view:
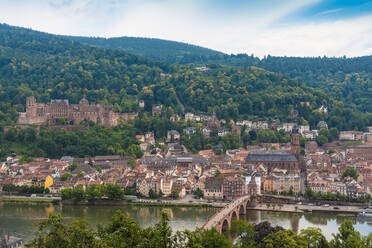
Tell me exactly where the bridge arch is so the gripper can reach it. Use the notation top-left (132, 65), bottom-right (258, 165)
top-left (221, 218), bottom-right (229, 232)
top-left (231, 210), bottom-right (238, 222)
top-left (239, 204), bottom-right (245, 215)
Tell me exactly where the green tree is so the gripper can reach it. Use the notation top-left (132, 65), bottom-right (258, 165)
top-left (60, 187), bottom-right (73, 200)
top-left (330, 220), bottom-right (363, 248)
top-left (193, 188), bottom-right (203, 199)
top-left (127, 144), bottom-right (143, 158)
top-left (128, 159), bottom-right (136, 169)
top-left (97, 210), bottom-right (144, 248)
top-left (263, 230), bottom-right (307, 248)
top-left (305, 188), bottom-right (315, 199)
top-left (170, 189), bottom-right (179, 199)
top-left (86, 184), bottom-right (105, 201)
top-left (60, 173), bottom-right (72, 181)
top-left (177, 228), bottom-right (233, 248)
top-left (149, 188), bottom-right (158, 199)
top-left (317, 135), bottom-right (328, 146)
top-left (72, 184), bottom-right (85, 203)
top-left (105, 183), bottom-right (124, 200)
top-left (342, 168), bottom-right (358, 180)
top-left (231, 220), bottom-right (257, 248)
top-left (150, 211), bottom-right (174, 248)
top-left (69, 162), bottom-right (78, 172)
top-left (300, 227), bottom-right (329, 248)
top-left (27, 214), bottom-right (97, 248)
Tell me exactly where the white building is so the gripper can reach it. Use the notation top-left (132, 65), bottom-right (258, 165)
top-left (245, 173), bottom-right (261, 195)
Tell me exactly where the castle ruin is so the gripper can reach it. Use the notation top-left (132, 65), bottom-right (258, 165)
top-left (18, 96), bottom-right (138, 127)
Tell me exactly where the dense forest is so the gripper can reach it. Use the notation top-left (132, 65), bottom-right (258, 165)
top-left (68, 33), bottom-right (372, 114)
top-left (64, 35), bottom-right (224, 65)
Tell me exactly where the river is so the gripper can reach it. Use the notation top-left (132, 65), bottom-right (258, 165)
top-left (0, 202), bottom-right (371, 242)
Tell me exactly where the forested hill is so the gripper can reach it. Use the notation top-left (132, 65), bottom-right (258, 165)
top-left (63, 35), bottom-right (224, 65)
top-left (0, 23), bottom-right (371, 131)
top-left (209, 55), bottom-right (372, 114)
top-left (64, 35), bottom-right (372, 113)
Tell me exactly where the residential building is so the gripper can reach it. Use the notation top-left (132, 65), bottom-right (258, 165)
top-left (203, 177), bottom-right (223, 199)
top-left (272, 169), bottom-right (301, 193)
top-left (167, 130), bottom-right (180, 142)
top-left (160, 178), bottom-right (173, 196)
top-left (223, 176), bottom-right (245, 200)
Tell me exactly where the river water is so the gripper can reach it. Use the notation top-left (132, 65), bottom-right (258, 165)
top-left (0, 202), bottom-right (371, 242)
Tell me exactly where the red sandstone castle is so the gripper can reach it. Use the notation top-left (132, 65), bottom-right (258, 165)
top-left (18, 96), bottom-right (138, 127)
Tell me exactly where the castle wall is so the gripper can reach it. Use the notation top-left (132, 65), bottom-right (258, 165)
top-left (18, 97), bottom-right (137, 127)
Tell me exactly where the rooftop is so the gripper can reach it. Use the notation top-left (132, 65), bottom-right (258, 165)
top-left (245, 150), bottom-right (297, 162)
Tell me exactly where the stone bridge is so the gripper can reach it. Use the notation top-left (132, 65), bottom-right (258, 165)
top-left (202, 195), bottom-right (257, 233)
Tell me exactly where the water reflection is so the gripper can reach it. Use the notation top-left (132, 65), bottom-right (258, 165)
top-left (0, 203), bottom-right (371, 242)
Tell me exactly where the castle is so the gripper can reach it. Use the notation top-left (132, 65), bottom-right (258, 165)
top-left (18, 96), bottom-right (138, 127)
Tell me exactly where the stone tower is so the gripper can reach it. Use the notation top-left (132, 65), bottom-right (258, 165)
top-left (291, 125), bottom-right (301, 159)
top-left (26, 96), bottom-right (37, 117)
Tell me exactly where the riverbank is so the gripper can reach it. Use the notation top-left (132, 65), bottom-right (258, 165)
top-left (0, 196), bottom-right (58, 204)
top-left (130, 202), bottom-right (212, 208)
top-left (61, 199), bottom-right (216, 208)
top-left (248, 203), bottom-right (367, 216)
top-left (247, 204), bottom-right (304, 213)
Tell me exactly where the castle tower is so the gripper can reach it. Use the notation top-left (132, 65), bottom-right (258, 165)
top-left (26, 96), bottom-right (37, 117)
top-left (291, 125), bottom-right (301, 159)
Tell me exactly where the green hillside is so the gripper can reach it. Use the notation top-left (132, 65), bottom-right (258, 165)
top-left (65, 35), bottom-right (372, 113)
top-left (0, 23), bottom-right (370, 131)
top-left (64, 35), bottom-right (224, 65)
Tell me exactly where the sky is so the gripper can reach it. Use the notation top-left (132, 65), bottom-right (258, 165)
top-left (1, 0), bottom-right (372, 57)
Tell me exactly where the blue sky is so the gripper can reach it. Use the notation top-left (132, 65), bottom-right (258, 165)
top-left (1, 0), bottom-right (372, 57)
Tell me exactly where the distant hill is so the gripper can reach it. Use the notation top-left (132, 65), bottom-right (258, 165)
top-left (62, 35), bottom-right (372, 113)
top-left (63, 35), bottom-right (225, 64)
top-left (0, 23), bottom-right (370, 132)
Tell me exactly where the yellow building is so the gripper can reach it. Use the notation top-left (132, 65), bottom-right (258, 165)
top-left (44, 175), bottom-right (53, 189)
top-left (32, 175), bottom-right (53, 189)
top-left (263, 177), bottom-right (274, 192)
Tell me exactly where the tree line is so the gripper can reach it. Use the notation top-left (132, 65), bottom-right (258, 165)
top-left (61, 183), bottom-right (125, 203)
top-left (26, 209), bottom-right (372, 248)
top-left (2, 184), bottom-right (49, 194)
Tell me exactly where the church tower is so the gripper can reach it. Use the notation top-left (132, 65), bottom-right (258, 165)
top-left (291, 125), bottom-right (301, 159)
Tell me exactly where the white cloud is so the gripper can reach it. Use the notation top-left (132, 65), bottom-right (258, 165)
top-left (246, 15), bottom-right (372, 57)
top-left (0, 0), bottom-right (371, 57)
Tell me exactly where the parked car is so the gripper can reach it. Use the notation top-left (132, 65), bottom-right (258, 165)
top-left (323, 204), bottom-right (330, 207)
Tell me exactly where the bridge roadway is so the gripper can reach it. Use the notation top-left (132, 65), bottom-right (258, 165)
top-left (202, 195), bottom-right (252, 233)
